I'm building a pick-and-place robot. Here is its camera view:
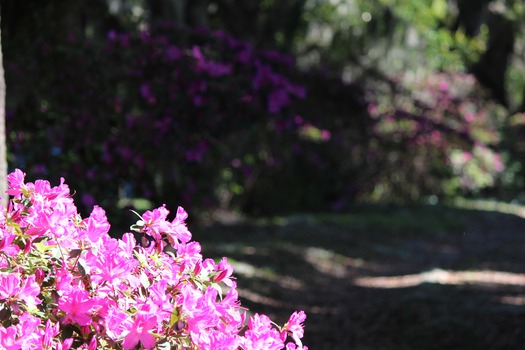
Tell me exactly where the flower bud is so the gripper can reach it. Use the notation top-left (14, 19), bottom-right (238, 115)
top-left (81, 325), bottom-right (91, 339)
top-left (88, 337), bottom-right (97, 350)
top-left (213, 269), bottom-right (228, 283)
top-left (23, 240), bottom-right (32, 254)
top-left (61, 338), bottom-right (74, 350)
top-left (193, 262), bottom-right (202, 275)
top-left (35, 268), bottom-right (45, 284)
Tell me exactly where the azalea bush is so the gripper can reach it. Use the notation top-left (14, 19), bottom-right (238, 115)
top-left (5, 23), bottom-right (308, 218)
top-left (0, 169), bottom-right (307, 349)
top-left (362, 70), bottom-right (507, 201)
top-left (5, 21), bottom-right (512, 219)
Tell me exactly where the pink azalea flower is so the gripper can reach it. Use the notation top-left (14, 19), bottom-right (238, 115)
top-left (148, 280), bottom-right (170, 311)
top-left (42, 320), bottom-right (60, 348)
top-left (0, 325), bottom-right (19, 349)
top-left (120, 232), bottom-right (136, 256)
top-left (193, 328), bottom-right (240, 349)
top-left (0, 273), bottom-right (41, 310)
top-left (0, 312), bottom-right (44, 349)
top-left (105, 307), bottom-right (132, 340)
top-left (57, 338), bottom-right (74, 350)
top-left (83, 206), bottom-right (111, 244)
top-left (283, 311), bottom-right (307, 346)
top-left (213, 257), bottom-right (234, 287)
top-left (1, 169), bottom-right (308, 348)
top-left (90, 247), bottom-right (138, 285)
top-left (176, 241), bottom-right (202, 265)
top-left (6, 169), bottom-right (26, 196)
top-left (58, 288), bottom-right (95, 326)
top-left (243, 314), bottom-right (285, 350)
top-left (166, 206), bottom-right (192, 247)
top-left (142, 205), bottom-right (171, 241)
top-left (55, 266), bottom-right (74, 292)
top-left (216, 282), bottom-right (244, 328)
top-left (14, 312), bottom-right (43, 348)
top-left (0, 228), bottom-right (20, 256)
top-left (141, 205), bottom-right (192, 247)
top-left (33, 177), bottom-right (76, 217)
top-left (285, 343), bottom-right (309, 350)
top-left (88, 336), bottom-right (98, 350)
top-left (122, 308), bottom-right (158, 349)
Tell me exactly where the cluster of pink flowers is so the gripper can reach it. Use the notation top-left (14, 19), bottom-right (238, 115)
top-left (0, 169), bottom-right (307, 349)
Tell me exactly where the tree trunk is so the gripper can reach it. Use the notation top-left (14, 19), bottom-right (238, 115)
top-left (0, 10), bottom-right (8, 207)
top-left (471, 11), bottom-right (515, 107)
top-left (148, 0), bottom-right (186, 27)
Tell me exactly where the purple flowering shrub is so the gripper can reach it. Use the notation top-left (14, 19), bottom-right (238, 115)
top-left (5, 23), bottom-right (510, 219)
top-left (6, 24), bottom-right (307, 218)
top-left (360, 71), bottom-right (506, 201)
top-left (0, 169), bottom-right (307, 349)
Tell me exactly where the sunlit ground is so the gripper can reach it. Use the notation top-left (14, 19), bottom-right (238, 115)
top-left (197, 201), bottom-right (525, 349)
top-left (354, 268), bottom-right (525, 288)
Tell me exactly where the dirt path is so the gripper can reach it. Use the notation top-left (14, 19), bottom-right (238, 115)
top-left (197, 206), bottom-right (525, 350)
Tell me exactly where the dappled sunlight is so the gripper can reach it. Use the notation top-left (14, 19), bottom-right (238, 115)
top-left (302, 246), bottom-right (385, 278)
top-left (499, 295), bottom-right (525, 306)
top-left (229, 260), bottom-right (304, 290)
top-left (303, 247), bottom-right (347, 278)
top-left (354, 268), bottom-right (525, 288)
top-left (237, 288), bottom-right (288, 308)
top-left (198, 206), bottom-right (525, 349)
top-left (452, 198), bottom-right (525, 219)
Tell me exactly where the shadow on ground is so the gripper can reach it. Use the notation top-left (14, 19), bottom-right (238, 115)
top-left (195, 205), bottom-right (525, 350)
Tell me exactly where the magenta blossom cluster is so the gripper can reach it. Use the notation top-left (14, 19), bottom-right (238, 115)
top-left (0, 170), bottom-right (307, 349)
top-left (361, 70), bottom-right (506, 199)
top-left (6, 23), bottom-right (309, 216)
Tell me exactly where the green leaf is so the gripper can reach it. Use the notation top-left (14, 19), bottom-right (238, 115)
top-left (210, 282), bottom-right (223, 299)
top-left (169, 307), bottom-right (180, 328)
top-left (431, 0), bottom-right (447, 20)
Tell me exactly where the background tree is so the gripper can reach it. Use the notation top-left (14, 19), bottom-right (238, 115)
top-left (0, 9), bottom-right (7, 207)
top-left (2, 0), bottom-right (525, 221)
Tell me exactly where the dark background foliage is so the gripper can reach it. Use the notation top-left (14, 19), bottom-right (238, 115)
top-left (2, 0), bottom-right (525, 229)
top-left (3, 3), bottom-right (525, 349)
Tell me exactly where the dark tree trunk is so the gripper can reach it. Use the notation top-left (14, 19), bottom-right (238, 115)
top-left (147, 0), bottom-right (209, 29)
top-left (454, 0), bottom-right (489, 37)
top-left (471, 11), bottom-right (515, 107)
top-left (147, 0), bottom-right (183, 25)
top-left (0, 9), bottom-right (8, 207)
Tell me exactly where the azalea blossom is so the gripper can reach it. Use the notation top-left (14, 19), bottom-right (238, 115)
top-left (283, 311), bottom-right (307, 348)
top-left (58, 288), bottom-right (96, 326)
top-left (0, 169), bottom-right (307, 348)
top-left (0, 273), bottom-right (41, 311)
top-left (122, 307), bottom-right (158, 349)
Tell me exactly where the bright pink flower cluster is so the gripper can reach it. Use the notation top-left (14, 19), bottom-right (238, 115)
top-left (0, 169), bottom-right (307, 349)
